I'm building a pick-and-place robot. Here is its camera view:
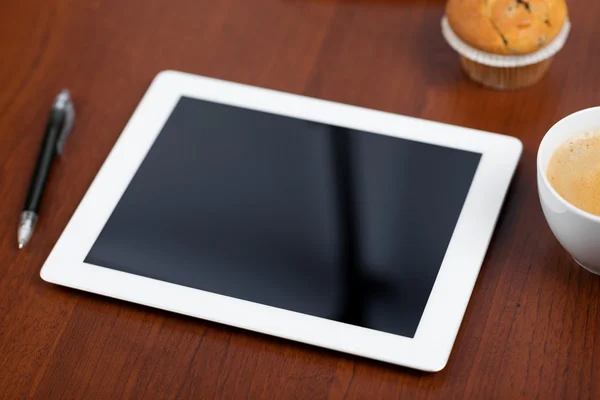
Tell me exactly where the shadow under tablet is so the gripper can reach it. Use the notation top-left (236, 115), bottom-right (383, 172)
top-left (86, 97), bottom-right (481, 338)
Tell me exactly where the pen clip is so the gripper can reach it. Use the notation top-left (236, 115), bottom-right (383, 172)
top-left (55, 89), bottom-right (75, 156)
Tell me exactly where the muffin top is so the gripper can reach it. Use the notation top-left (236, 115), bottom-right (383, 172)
top-left (446, 0), bottom-right (568, 55)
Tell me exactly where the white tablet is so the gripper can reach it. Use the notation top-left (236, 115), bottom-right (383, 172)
top-left (40, 70), bottom-right (521, 372)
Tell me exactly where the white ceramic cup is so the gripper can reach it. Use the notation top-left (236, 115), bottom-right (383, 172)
top-left (537, 107), bottom-right (600, 275)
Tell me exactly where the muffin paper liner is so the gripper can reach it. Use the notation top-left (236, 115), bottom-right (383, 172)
top-left (441, 16), bottom-right (571, 68)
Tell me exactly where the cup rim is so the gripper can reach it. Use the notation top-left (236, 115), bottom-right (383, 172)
top-left (537, 106), bottom-right (600, 223)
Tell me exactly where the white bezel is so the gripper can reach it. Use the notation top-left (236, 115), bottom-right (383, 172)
top-left (40, 70), bottom-right (522, 372)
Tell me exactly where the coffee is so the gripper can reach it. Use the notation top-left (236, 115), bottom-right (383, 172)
top-left (547, 130), bottom-right (600, 216)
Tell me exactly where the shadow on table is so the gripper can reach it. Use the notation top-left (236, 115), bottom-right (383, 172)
top-left (53, 284), bottom-right (449, 380)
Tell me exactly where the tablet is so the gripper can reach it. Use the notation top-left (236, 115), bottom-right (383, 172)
top-left (40, 70), bottom-right (521, 372)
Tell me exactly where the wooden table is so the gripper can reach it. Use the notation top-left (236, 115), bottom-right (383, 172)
top-left (1, 0), bottom-right (599, 398)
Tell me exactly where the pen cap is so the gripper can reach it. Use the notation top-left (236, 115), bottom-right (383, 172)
top-left (55, 89), bottom-right (75, 155)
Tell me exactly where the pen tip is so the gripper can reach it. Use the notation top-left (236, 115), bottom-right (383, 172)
top-left (18, 243), bottom-right (24, 249)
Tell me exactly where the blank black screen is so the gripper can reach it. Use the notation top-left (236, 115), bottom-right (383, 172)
top-left (86, 96), bottom-right (481, 338)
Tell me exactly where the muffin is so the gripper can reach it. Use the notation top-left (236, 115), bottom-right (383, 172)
top-left (442, 0), bottom-right (570, 90)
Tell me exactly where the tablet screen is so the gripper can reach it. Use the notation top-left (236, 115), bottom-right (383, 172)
top-left (86, 96), bottom-right (481, 338)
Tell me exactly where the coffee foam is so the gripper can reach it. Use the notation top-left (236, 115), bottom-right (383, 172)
top-left (547, 130), bottom-right (600, 216)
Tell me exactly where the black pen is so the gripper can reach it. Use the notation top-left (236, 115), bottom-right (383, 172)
top-left (18, 90), bottom-right (75, 249)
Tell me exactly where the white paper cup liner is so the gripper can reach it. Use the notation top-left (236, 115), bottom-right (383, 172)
top-left (441, 16), bottom-right (571, 68)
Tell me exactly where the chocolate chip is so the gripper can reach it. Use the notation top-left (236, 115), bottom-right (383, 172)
top-left (516, 0), bottom-right (531, 12)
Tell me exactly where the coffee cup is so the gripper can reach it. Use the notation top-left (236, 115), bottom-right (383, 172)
top-left (537, 107), bottom-right (600, 275)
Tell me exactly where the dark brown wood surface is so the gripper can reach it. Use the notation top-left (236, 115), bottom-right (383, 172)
top-left (1, 0), bottom-right (599, 398)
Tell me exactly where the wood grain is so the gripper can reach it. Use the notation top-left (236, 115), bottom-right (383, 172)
top-left (1, 0), bottom-right (599, 398)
